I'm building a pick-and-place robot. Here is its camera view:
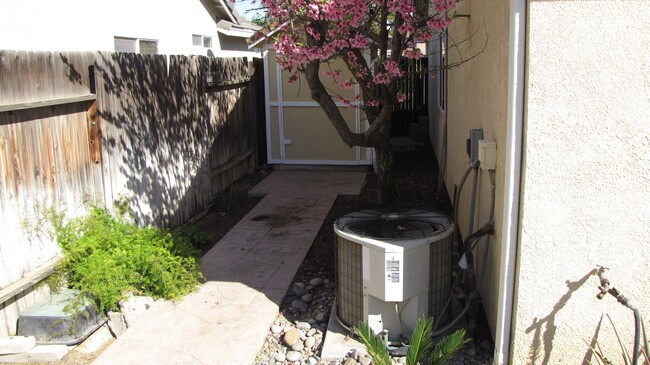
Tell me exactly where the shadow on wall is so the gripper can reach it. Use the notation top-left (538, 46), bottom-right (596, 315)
top-left (88, 52), bottom-right (259, 228)
top-left (525, 269), bottom-right (596, 365)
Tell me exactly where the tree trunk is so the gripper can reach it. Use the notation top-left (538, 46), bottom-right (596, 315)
top-left (376, 145), bottom-right (395, 206)
top-left (374, 118), bottom-right (394, 206)
top-left (303, 58), bottom-right (397, 204)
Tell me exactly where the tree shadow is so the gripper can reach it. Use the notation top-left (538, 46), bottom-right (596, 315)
top-left (525, 269), bottom-right (596, 364)
top-left (92, 52), bottom-right (262, 227)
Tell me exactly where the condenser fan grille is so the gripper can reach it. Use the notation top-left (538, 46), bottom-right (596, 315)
top-left (335, 209), bottom-right (452, 240)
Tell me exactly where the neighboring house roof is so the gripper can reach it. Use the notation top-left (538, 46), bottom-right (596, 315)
top-left (210, 0), bottom-right (261, 38)
top-left (247, 20), bottom-right (290, 49)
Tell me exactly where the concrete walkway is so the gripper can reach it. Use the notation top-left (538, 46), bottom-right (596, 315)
top-left (92, 170), bottom-right (366, 365)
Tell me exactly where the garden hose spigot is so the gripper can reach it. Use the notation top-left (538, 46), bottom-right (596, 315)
top-left (596, 266), bottom-right (610, 300)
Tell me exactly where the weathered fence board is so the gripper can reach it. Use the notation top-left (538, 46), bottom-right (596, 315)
top-left (0, 51), bottom-right (102, 336)
top-left (0, 51), bottom-right (264, 336)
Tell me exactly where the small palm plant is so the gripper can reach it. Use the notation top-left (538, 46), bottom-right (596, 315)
top-left (354, 314), bottom-right (471, 365)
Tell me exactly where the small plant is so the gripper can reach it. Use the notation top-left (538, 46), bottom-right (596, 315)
top-left (48, 203), bottom-right (204, 313)
top-left (593, 267), bottom-right (649, 365)
top-left (586, 315), bottom-right (649, 365)
top-left (354, 314), bottom-right (470, 365)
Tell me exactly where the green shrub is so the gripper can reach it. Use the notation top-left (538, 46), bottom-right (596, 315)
top-left (49, 205), bottom-right (203, 313)
top-left (354, 314), bottom-right (470, 365)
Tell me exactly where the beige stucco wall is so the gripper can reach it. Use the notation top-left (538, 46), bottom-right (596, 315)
top-left (511, 1), bottom-right (650, 363)
top-left (435, 0), bottom-right (650, 362)
top-left (434, 0), bottom-right (510, 338)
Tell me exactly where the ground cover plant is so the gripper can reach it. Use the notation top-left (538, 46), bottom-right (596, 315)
top-left (47, 203), bottom-right (203, 313)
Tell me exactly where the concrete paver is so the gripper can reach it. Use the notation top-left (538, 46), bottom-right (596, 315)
top-left (92, 169), bottom-right (366, 365)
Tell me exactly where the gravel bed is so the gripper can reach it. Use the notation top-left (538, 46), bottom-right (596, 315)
top-left (254, 135), bottom-right (495, 365)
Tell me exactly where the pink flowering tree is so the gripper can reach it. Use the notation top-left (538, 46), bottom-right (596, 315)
top-left (256, 0), bottom-right (459, 204)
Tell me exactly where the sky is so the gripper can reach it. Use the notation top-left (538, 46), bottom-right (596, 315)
top-left (233, 0), bottom-right (263, 20)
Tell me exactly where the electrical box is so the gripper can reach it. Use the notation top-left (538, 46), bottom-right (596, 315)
top-left (478, 140), bottom-right (497, 170)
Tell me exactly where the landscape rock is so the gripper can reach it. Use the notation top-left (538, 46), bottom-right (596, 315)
top-left (286, 350), bottom-right (302, 362)
top-left (301, 293), bottom-right (314, 303)
top-left (273, 351), bottom-right (286, 362)
top-left (291, 341), bottom-right (304, 351)
top-left (283, 328), bottom-right (302, 347)
top-left (291, 299), bottom-right (309, 311)
top-left (107, 311), bottom-right (127, 337)
top-left (271, 325), bottom-right (283, 334)
top-left (296, 321), bottom-right (311, 331)
top-left (293, 287), bottom-right (309, 298)
top-left (309, 278), bottom-right (323, 287)
top-left (314, 311), bottom-right (326, 322)
top-left (359, 356), bottom-right (372, 365)
top-left (119, 295), bottom-right (154, 327)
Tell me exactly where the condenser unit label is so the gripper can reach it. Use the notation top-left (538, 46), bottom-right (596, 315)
top-left (386, 260), bottom-right (400, 272)
top-left (391, 272), bottom-right (400, 283)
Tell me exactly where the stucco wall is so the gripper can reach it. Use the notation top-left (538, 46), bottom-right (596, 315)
top-left (434, 0), bottom-right (510, 337)
top-left (264, 48), bottom-right (372, 165)
top-left (512, 1), bottom-right (650, 363)
top-left (0, 0), bottom-right (258, 58)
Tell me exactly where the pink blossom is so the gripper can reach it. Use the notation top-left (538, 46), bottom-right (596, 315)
top-left (350, 34), bottom-right (369, 49)
top-left (340, 80), bottom-right (356, 90)
top-left (383, 60), bottom-right (404, 78)
top-left (373, 73), bottom-right (392, 85)
top-left (434, 0), bottom-right (457, 13)
top-left (404, 48), bottom-right (423, 60)
top-left (427, 16), bottom-right (453, 32)
top-left (260, 0), bottom-right (457, 105)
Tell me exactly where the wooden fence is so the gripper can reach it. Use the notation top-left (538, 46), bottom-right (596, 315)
top-left (0, 50), bottom-right (264, 336)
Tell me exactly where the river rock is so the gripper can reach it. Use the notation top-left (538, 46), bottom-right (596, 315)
top-left (292, 285), bottom-right (308, 297)
top-left (291, 341), bottom-right (304, 351)
top-left (296, 321), bottom-right (311, 331)
top-left (292, 299), bottom-right (309, 310)
top-left (314, 311), bottom-right (326, 322)
top-left (286, 351), bottom-right (302, 362)
top-left (309, 278), bottom-right (323, 287)
top-left (301, 293), bottom-right (314, 303)
top-left (304, 336), bottom-right (316, 349)
top-left (283, 328), bottom-right (301, 347)
top-left (273, 351), bottom-right (286, 362)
